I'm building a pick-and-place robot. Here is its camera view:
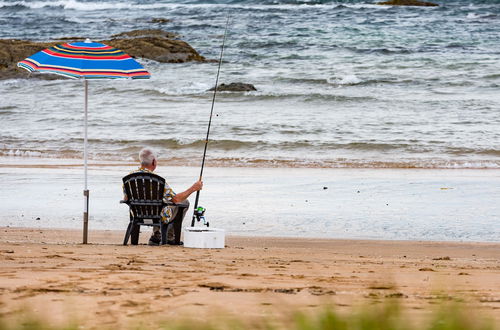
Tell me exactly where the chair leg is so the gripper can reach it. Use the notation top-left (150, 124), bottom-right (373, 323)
top-left (160, 222), bottom-right (168, 245)
top-left (168, 204), bottom-right (187, 244)
top-left (130, 223), bottom-right (140, 245)
top-left (123, 222), bottom-right (133, 245)
top-left (172, 215), bottom-right (184, 245)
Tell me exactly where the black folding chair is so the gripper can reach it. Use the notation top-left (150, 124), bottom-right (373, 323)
top-left (121, 172), bottom-right (173, 245)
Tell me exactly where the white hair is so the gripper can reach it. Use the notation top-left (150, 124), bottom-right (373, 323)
top-left (139, 148), bottom-right (156, 167)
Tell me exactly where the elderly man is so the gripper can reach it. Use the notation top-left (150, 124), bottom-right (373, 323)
top-left (124, 148), bottom-right (203, 246)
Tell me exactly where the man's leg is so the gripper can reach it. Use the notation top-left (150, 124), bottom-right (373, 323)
top-left (149, 226), bottom-right (161, 246)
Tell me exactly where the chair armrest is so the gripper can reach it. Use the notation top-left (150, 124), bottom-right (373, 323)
top-left (120, 200), bottom-right (129, 205)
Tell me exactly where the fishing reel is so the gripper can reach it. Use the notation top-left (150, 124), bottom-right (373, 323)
top-left (194, 206), bottom-right (209, 227)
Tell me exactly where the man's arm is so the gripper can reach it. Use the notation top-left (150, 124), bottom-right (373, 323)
top-left (122, 184), bottom-right (128, 201)
top-left (172, 180), bottom-right (203, 204)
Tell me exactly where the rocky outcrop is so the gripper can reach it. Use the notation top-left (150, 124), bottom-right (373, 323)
top-left (149, 18), bottom-right (171, 24)
top-left (0, 29), bottom-right (206, 80)
top-left (377, 0), bottom-right (439, 6)
top-left (111, 29), bottom-right (178, 39)
top-left (209, 82), bottom-right (257, 92)
top-left (0, 39), bottom-right (53, 79)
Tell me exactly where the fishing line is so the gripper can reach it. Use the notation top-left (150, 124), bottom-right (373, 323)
top-left (191, 15), bottom-right (230, 227)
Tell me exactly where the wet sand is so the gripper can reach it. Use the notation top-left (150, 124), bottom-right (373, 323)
top-left (0, 227), bottom-right (499, 328)
top-left (1, 159), bottom-right (499, 241)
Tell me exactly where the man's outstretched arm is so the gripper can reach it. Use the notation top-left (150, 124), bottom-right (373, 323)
top-left (172, 180), bottom-right (203, 204)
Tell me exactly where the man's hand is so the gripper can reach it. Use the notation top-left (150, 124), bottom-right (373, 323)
top-left (191, 180), bottom-right (203, 192)
top-left (172, 180), bottom-right (203, 204)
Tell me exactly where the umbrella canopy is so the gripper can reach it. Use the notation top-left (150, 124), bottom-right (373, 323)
top-left (18, 40), bottom-right (150, 79)
top-left (17, 39), bottom-right (150, 244)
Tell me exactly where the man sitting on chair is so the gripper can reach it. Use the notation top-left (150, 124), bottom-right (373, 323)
top-left (124, 148), bottom-right (203, 246)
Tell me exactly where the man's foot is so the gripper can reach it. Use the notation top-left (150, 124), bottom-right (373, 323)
top-left (167, 240), bottom-right (183, 246)
top-left (148, 232), bottom-right (161, 246)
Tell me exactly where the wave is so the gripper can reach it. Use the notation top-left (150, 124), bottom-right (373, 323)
top-left (278, 76), bottom-right (417, 87)
top-left (204, 158), bottom-right (500, 169)
top-left (2, 148), bottom-right (499, 169)
top-left (0, 0), bottom-right (181, 11)
top-left (0, 106), bottom-right (16, 114)
top-left (0, 0), bottom-right (399, 11)
top-left (446, 147), bottom-right (500, 157)
top-left (229, 92), bottom-right (377, 102)
top-left (3, 138), bottom-right (500, 155)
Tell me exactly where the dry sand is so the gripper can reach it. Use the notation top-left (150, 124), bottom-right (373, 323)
top-left (0, 227), bottom-right (499, 328)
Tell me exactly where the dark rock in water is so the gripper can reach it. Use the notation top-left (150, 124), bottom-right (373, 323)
top-left (107, 29), bottom-right (203, 63)
top-left (0, 39), bottom-right (53, 79)
top-left (111, 29), bottom-right (178, 39)
top-left (209, 82), bottom-right (257, 92)
top-left (106, 37), bottom-right (203, 63)
top-left (0, 29), bottom-right (205, 80)
top-left (377, 0), bottom-right (439, 6)
top-left (149, 18), bottom-right (171, 24)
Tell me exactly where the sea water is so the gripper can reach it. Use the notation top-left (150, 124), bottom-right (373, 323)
top-left (0, 0), bottom-right (499, 168)
top-left (0, 0), bottom-right (499, 241)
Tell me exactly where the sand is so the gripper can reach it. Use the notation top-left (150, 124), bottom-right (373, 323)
top-left (0, 227), bottom-right (498, 328)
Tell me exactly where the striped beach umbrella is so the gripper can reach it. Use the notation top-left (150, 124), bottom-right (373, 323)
top-left (18, 40), bottom-right (150, 79)
top-left (18, 39), bottom-right (151, 244)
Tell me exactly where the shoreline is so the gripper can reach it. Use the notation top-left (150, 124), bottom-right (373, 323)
top-left (0, 227), bottom-right (499, 328)
top-left (2, 226), bottom-right (500, 254)
top-left (2, 226), bottom-right (500, 245)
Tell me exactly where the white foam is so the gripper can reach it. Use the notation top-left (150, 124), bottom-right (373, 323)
top-left (0, 0), bottom-right (181, 10)
top-left (0, 0), bottom-right (395, 11)
top-left (326, 73), bottom-right (362, 85)
top-left (4, 150), bottom-right (43, 157)
top-left (466, 12), bottom-right (480, 19)
top-left (338, 74), bottom-right (362, 85)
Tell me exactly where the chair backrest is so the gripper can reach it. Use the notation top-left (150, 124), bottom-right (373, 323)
top-left (122, 172), bottom-right (166, 221)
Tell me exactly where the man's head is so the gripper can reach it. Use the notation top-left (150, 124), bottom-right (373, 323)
top-left (139, 148), bottom-right (157, 171)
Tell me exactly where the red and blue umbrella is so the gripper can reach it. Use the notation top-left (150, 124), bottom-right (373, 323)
top-left (18, 40), bottom-right (150, 79)
top-left (17, 39), bottom-right (151, 244)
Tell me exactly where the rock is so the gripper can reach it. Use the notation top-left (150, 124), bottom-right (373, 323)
top-left (111, 29), bottom-right (178, 39)
top-left (149, 18), bottom-right (171, 24)
top-left (0, 29), bottom-right (205, 80)
top-left (209, 82), bottom-right (257, 92)
top-left (106, 37), bottom-right (204, 63)
top-left (377, 0), bottom-right (439, 6)
top-left (0, 39), bottom-right (53, 79)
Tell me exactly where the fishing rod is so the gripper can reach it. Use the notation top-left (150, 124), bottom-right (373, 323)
top-left (191, 15), bottom-right (230, 227)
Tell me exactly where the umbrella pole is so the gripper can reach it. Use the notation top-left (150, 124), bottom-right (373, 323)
top-left (83, 80), bottom-right (89, 244)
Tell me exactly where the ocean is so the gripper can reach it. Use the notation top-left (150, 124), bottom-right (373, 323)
top-left (1, 0), bottom-right (499, 169)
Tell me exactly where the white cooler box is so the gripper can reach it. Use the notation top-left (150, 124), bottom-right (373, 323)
top-left (183, 227), bottom-right (225, 249)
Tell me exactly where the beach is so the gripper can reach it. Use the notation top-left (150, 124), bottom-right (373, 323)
top-left (0, 161), bottom-right (498, 328)
top-left (0, 227), bottom-right (499, 328)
